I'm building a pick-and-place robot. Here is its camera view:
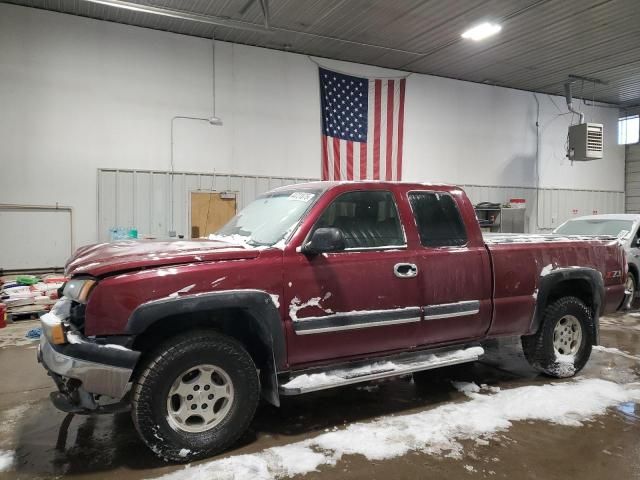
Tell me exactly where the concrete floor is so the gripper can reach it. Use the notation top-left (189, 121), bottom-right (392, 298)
top-left (0, 314), bottom-right (639, 480)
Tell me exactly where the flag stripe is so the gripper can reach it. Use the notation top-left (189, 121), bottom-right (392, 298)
top-left (386, 80), bottom-right (395, 181)
top-left (379, 81), bottom-right (387, 181)
top-left (390, 81), bottom-right (400, 181)
top-left (333, 137), bottom-right (341, 180)
top-left (360, 142), bottom-right (367, 180)
top-left (321, 135), bottom-right (329, 181)
top-left (373, 79), bottom-right (382, 180)
top-left (397, 79), bottom-right (406, 182)
top-left (346, 142), bottom-right (354, 180)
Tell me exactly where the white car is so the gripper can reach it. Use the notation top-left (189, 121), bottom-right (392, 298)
top-left (554, 214), bottom-right (640, 309)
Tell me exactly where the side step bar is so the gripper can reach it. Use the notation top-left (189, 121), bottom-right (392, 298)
top-left (279, 346), bottom-right (484, 395)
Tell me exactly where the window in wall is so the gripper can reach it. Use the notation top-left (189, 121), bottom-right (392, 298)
top-left (314, 191), bottom-right (405, 249)
top-left (618, 115), bottom-right (639, 145)
top-left (408, 191), bottom-right (467, 247)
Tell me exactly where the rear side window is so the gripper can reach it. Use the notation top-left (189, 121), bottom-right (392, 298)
top-left (314, 191), bottom-right (405, 249)
top-left (408, 192), bottom-right (467, 247)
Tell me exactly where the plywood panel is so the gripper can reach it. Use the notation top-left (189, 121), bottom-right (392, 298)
top-left (190, 192), bottom-right (237, 238)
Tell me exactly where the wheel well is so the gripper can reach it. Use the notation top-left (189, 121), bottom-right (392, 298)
top-left (131, 308), bottom-right (272, 371)
top-left (546, 279), bottom-right (595, 316)
top-left (628, 263), bottom-right (638, 284)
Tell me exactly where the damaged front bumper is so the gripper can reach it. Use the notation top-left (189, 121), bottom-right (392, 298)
top-left (37, 306), bottom-right (140, 413)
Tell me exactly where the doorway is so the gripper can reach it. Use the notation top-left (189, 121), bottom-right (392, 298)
top-left (190, 192), bottom-right (237, 238)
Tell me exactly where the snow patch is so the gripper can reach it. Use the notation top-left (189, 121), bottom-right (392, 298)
top-left (552, 353), bottom-right (576, 377)
top-left (151, 378), bottom-right (640, 480)
top-left (480, 384), bottom-right (501, 394)
top-left (593, 345), bottom-right (640, 362)
top-left (207, 234), bottom-right (255, 249)
top-left (452, 381), bottom-right (481, 396)
top-left (281, 372), bottom-right (343, 390)
top-left (288, 293), bottom-right (333, 320)
top-left (540, 264), bottom-right (555, 276)
top-left (269, 295), bottom-right (280, 309)
top-left (0, 450), bottom-right (14, 472)
top-left (178, 449), bottom-right (191, 458)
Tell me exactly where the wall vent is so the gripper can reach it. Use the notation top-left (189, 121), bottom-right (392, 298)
top-left (568, 123), bottom-right (604, 161)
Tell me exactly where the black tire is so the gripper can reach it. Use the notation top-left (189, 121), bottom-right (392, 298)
top-left (131, 330), bottom-right (260, 462)
top-left (622, 270), bottom-right (637, 311)
top-left (521, 296), bottom-right (593, 378)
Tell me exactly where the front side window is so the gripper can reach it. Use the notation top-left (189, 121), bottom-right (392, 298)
top-left (313, 191), bottom-right (405, 249)
top-left (408, 191), bottom-right (467, 247)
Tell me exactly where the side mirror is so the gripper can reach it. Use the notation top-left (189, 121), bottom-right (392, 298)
top-left (302, 228), bottom-right (346, 255)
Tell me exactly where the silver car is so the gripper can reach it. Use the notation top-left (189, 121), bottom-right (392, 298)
top-left (553, 214), bottom-right (640, 310)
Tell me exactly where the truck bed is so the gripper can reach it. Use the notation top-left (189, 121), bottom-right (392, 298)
top-left (484, 233), bottom-right (626, 338)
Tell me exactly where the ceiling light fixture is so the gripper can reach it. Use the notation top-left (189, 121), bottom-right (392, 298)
top-left (461, 22), bottom-right (502, 41)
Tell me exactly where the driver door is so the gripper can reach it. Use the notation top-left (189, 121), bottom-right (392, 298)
top-left (282, 189), bottom-right (422, 367)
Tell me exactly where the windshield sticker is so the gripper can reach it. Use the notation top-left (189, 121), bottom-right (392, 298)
top-left (289, 192), bottom-right (315, 202)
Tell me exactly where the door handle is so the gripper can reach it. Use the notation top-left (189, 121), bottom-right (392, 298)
top-left (394, 263), bottom-right (418, 278)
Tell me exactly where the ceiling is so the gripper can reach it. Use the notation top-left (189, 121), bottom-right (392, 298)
top-left (7, 0), bottom-right (640, 107)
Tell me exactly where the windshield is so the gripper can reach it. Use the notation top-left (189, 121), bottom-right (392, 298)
top-left (554, 219), bottom-right (633, 237)
top-left (215, 189), bottom-right (322, 246)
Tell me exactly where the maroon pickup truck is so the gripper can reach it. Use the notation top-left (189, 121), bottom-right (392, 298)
top-left (38, 181), bottom-right (626, 461)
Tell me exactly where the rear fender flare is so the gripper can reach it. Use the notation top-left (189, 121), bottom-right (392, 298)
top-left (126, 289), bottom-right (285, 406)
top-left (530, 267), bottom-right (603, 344)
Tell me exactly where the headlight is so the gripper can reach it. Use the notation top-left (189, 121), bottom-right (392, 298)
top-left (63, 278), bottom-right (96, 304)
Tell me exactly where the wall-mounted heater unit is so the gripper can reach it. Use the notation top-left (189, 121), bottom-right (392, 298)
top-left (568, 123), bottom-right (603, 161)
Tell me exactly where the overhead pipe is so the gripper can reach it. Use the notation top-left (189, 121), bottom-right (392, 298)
top-left (563, 82), bottom-right (585, 124)
top-left (83, 0), bottom-right (273, 33)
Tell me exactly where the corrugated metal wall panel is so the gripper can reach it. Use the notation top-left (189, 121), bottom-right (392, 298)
top-left (461, 184), bottom-right (624, 232)
top-left (97, 169), bottom-right (624, 239)
top-left (97, 169), bottom-right (316, 241)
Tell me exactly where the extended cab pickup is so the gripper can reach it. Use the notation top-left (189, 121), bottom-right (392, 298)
top-left (37, 182), bottom-right (626, 461)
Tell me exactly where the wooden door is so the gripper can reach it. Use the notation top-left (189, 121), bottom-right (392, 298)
top-left (190, 192), bottom-right (237, 238)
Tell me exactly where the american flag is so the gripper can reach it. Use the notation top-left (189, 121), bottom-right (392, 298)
top-left (319, 67), bottom-right (406, 181)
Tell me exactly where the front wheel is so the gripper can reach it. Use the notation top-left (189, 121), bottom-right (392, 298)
top-left (131, 330), bottom-right (260, 462)
top-left (521, 296), bottom-right (593, 378)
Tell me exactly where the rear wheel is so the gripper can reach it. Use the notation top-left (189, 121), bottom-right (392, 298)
top-left (521, 296), bottom-right (593, 378)
top-left (131, 330), bottom-right (260, 462)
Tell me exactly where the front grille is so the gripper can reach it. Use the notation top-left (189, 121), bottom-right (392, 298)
top-left (68, 301), bottom-right (86, 333)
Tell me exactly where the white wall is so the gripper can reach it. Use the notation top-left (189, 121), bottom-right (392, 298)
top-left (0, 3), bottom-right (625, 254)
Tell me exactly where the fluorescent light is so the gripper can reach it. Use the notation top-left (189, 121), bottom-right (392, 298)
top-left (461, 22), bottom-right (502, 41)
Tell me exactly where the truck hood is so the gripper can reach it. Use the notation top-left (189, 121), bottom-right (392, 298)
top-left (65, 239), bottom-right (261, 277)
